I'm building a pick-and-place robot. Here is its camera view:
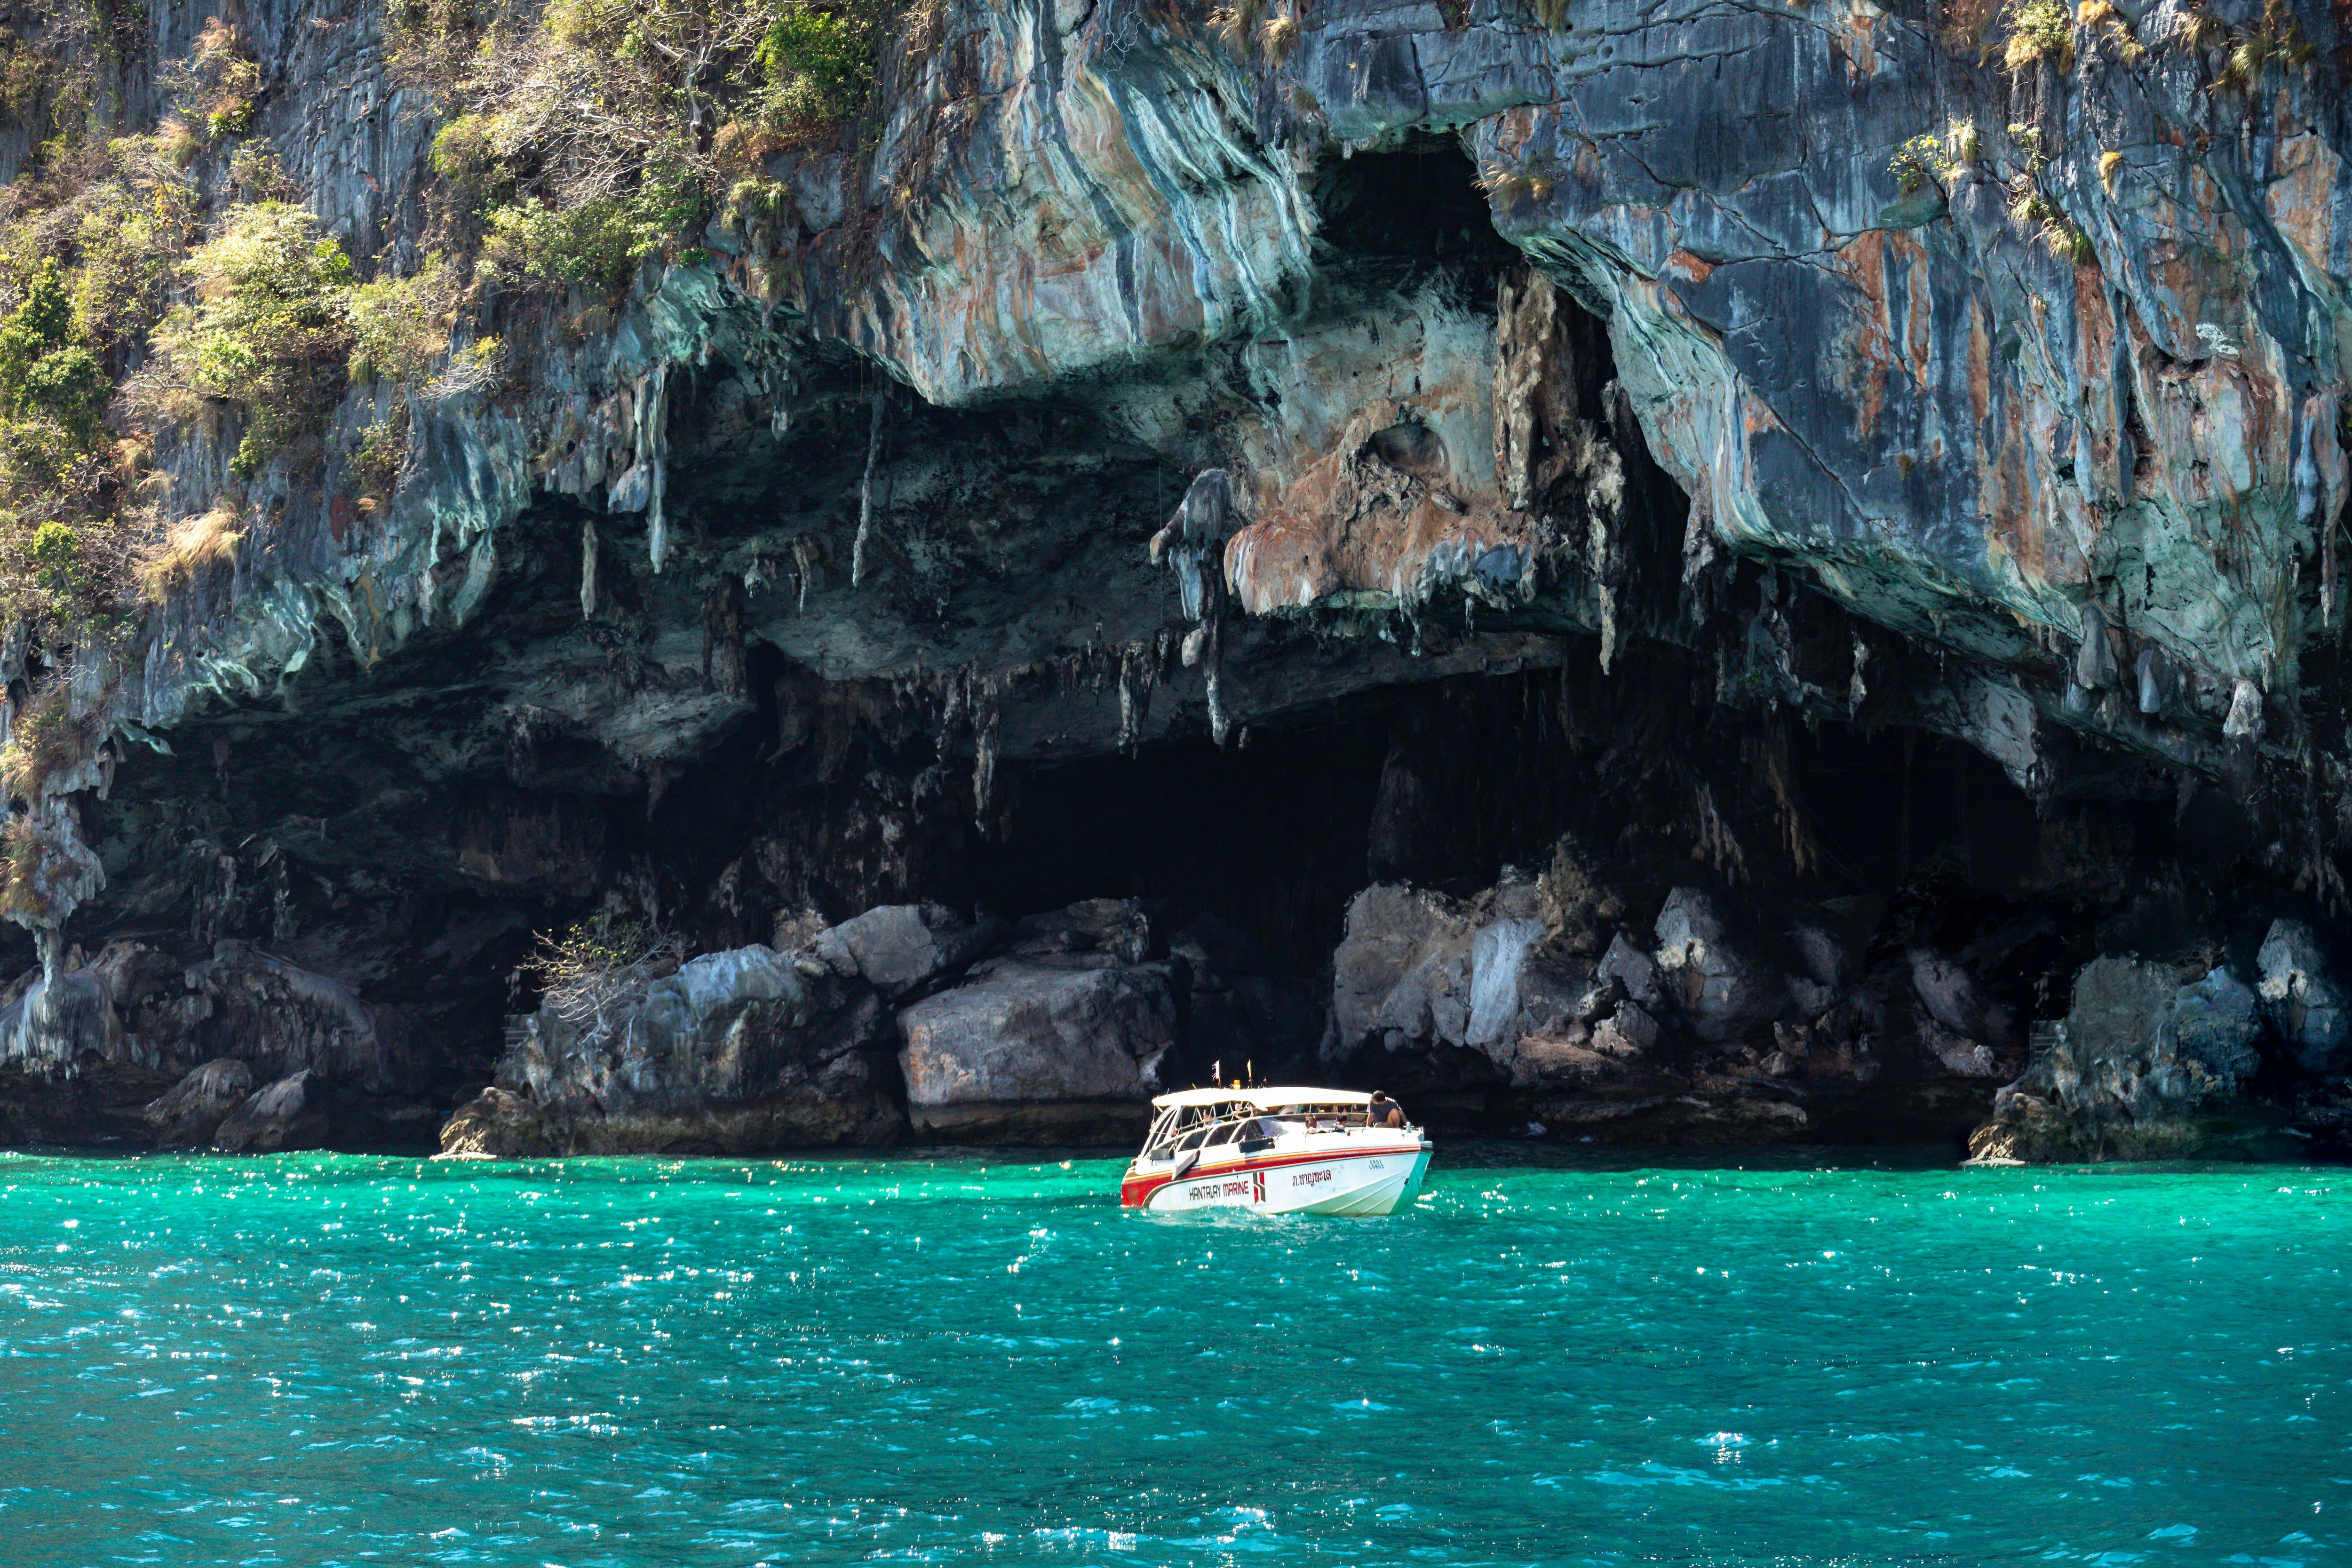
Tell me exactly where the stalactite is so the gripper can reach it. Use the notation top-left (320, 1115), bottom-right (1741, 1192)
top-left (1152, 470), bottom-right (1239, 745)
top-left (580, 520), bottom-right (599, 618)
top-left (2224, 677), bottom-right (2265, 741)
top-left (2074, 601), bottom-right (2115, 689)
top-left (644, 363), bottom-right (672, 573)
top-left (1115, 642), bottom-right (1156, 755)
top-left (852, 379), bottom-right (888, 588)
top-left (1590, 512), bottom-right (1619, 673)
top-left (971, 681), bottom-right (1001, 831)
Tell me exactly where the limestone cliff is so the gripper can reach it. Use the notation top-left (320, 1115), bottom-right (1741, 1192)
top-left (0, 0), bottom-right (2344, 1157)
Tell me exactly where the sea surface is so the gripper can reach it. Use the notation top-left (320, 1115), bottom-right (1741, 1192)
top-left (0, 1146), bottom-right (2345, 1566)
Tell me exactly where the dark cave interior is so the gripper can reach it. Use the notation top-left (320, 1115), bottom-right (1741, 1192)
top-left (46, 589), bottom-right (2216, 1122)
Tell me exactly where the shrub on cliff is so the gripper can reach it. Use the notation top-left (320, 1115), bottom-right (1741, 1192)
top-left (133, 201), bottom-right (355, 476)
top-left (526, 913), bottom-right (685, 1038)
top-left (407, 0), bottom-right (896, 290)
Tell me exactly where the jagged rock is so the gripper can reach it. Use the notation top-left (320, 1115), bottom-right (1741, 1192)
top-left (0, 966), bottom-right (122, 1075)
top-left (215, 1070), bottom-right (330, 1154)
top-left (1908, 949), bottom-right (2002, 1043)
top-left (1009, 899), bottom-right (1157, 968)
top-left (1919, 1020), bottom-right (2002, 1079)
top-left (896, 960), bottom-right (1180, 1143)
top-left (2257, 921), bottom-right (2349, 1074)
top-left (1590, 1002), bottom-right (1660, 1059)
top-left (1466, 918), bottom-right (1548, 1049)
top-left (143, 1059), bottom-right (255, 1147)
top-left (1596, 932), bottom-right (1664, 1010)
top-left (1326, 881), bottom-right (1595, 1089)
top-left (1788, 925), bottom-right (1847, 991)
top-left (195, 944), bottom-right (411, 1091)
top-left (811, 904), bottom-right (995, 1000)
top-left (1328, 884), bottom-right (1476, 1060)
top-left (465, 944), bottom-right (904, 1154)
top-left (2172, 968), bottom-right (2264, 1078)
top-left (1970, 958), bottom-right (2288, 1163)
top-left (87, 941), bottom-right (211, 1063)
top-left (438, 1086), bottom-right (556, 1158)
top-left (1653, 889), bottom-right (1785, 1043)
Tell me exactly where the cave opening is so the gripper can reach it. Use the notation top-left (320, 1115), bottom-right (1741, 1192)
top-left (1311, 132), bottom-right (1521, 299)
top-left (955, 650), bottom-right (2067, 1009)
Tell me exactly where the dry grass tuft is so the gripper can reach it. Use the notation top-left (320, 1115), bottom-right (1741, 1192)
top-left (2002, 0), bottom-right (2074, 71)
top-left (1256, 8), bottom-right (1298, 61)
top-left (135, 503), bottom-right (243, 602)
top-left (0, 682), bottom-right (85, 804)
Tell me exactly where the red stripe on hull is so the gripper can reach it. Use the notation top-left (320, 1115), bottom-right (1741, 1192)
top-left (1120, 1141), bottom-right (1426, 1208)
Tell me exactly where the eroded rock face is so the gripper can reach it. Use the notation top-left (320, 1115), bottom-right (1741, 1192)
top-left (215, 1070), bottom-right (330, 1154)
top-left (143, 1059), bottom-right (256, 1148)
top-left (896, 960), bottom-right (1182, 1144)
top-left (812, 905), bottom-right (997, 1001)
top-left (456, 945), bottom-right (904, 1156)
top-left (0, 0), bottom-right (2346, 1162)
top-left (1970, 959), bottom-right (2283, 1162)
top-left (2257, 921), bottom-right (2349, 1075)
top-left (1653, 889), bottom-right (1787, 1044)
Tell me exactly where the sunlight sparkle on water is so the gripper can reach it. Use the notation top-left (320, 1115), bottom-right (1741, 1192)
top-left (0, 1147), bottom-right (2343, 1565)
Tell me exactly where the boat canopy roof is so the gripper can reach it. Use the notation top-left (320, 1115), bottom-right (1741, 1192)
top-left (1149, 1087), bottom-right (1375, 1111)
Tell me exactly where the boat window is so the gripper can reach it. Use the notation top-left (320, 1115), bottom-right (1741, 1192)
top-left (1176, 1127), bottom-right (1211, 1151)
top-left (1208, 1119), bottom-right (1248, 1145)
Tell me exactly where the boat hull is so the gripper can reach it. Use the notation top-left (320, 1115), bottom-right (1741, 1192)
top-left (1120, 1141), bottom-right (1430, 1216)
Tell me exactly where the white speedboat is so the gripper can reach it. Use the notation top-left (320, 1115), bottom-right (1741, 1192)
top-left (1119, 1088), bottom-right (1432, 1216)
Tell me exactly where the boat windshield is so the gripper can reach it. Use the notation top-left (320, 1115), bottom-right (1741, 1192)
top-left (1138, 1099), bottom-right (1386, 1160)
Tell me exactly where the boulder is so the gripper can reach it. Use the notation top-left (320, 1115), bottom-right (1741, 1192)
top-left (811, 904), bottom-right (995, 999)
top-left (1788, 924), bottom-right (1848, 990)
top-left (1327, 881), bottom-right (1605, 1087)
top-left (1908, 948), bottom-right (2004, 1043)
top-left (1591, 1001), bottom-right (1660, 1058)
top-left (2257, 920), bottom-right (2349, 1073)
top-left (1595, 932), bottom-right (1664, 1009)
top-left (143, 1058), bottom-right (255, 1147)
top-left (465, 943), bottom-right (904, 1154)
top-left (191, 942), bottom-right (410, 1091)
top-left (1327, 884), bottom-right (1477, 1062)
top-left (1653, 888), bottom-right (1786, 1043)
top-left (1466, 919), bottom-right (1547, 1049)
top-left (2171, 967), bottom-right (2264, 1078)
top-left (1009, 899), bottom-right (1157, 966)
top-left (896, 960), bottom-right (1180, 1142)
top-left (215, 1069), bottom-right (330, 1153)
top-left (1970, 957), bottom-right (2288, 1162)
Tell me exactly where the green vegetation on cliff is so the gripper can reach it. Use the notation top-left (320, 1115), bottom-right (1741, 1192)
top-left (408, 0), bottom-right (894, 285)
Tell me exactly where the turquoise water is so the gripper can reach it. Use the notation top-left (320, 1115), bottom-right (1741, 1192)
top-left (0, 1149), bottom-right (2347, 1566)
